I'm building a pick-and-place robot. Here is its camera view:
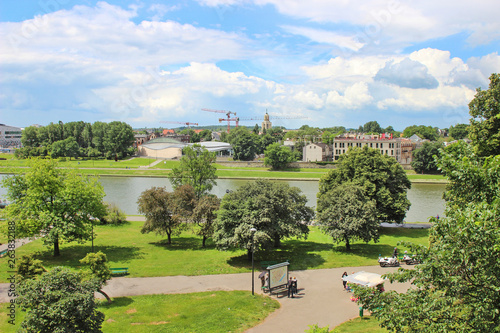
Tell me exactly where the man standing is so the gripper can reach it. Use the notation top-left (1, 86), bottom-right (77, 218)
top-left (287, 277), bottom-right (294, 298)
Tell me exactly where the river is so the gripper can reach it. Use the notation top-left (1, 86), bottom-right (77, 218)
top-left (0, 175), bottom-right (446, 223)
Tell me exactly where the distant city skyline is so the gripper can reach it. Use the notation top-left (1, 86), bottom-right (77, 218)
top-left (1, 0), bottom-right (499, 130)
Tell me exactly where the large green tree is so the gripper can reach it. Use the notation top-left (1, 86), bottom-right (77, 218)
top-left (191, 194), bottom-right (220, 247)
top-left (213, 179), bottom-right (314, 259)
top-left (264, 142), bottom-right (295, 170)
top-left (228, 126), bottom-right (259, 161)
top-left (448, 123), bottom-right (469, 140)
top-left (169, 144), bottom-right (218, 198)
top-left (2, 158), bottom-right (106, 256)
top-left (403, 125), bottom-right (439, 141)
top-left (362, 120), bottom-right (383, 133)
top-left (318, 146), bottom-right (411, 224)
top-left (468, 73), bottom-right (500, 156)
top-left (137, 185), bottom-right (195, 244)
top-left (354, 145), bottom-right (500, 333)
top-left (17, 267), bottom-right (105, 333)
top-left (411, 141), bottom-right (443, 174)
top-left (317, 183), bottom-right (379, 250)
top-left (103, 121), bottom-right (136, 159)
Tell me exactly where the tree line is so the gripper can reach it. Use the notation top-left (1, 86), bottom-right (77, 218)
top-left (17, 120), bottom-right (136, 160)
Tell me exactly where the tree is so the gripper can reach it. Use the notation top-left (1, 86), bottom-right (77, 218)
top-left (213, 179), bottom-right (314, 259)
top-left (192, 194), bottom-right (220, 247)
top-left (449, 123), bottom-right (469, 140)
top-left (80, 251), bottom-right (112, 303)
top-left (264, 143), bottom-right (295, 170)
top-left (411, 141), bottom-right (443, 174)
top-left (17, 267), bottom-right (105, 333)
top-left (169, 144), bottom-right (218, 198)
top-left (137, 186), bottom-right (192, 244)
top-left (103, 121), bottom-right (135, 159)
top-left (259, 133), bottom-right (275, 154)
top-left (293, 140), bottom-right (306, 161)
top-left (50, 136), bottom-right (80, 159)
top-left (403, 125), bottom-right (439, 141)
top-left (363, 120), bottom-right (383, 133)
top-left (228, 126), bottom-right (259, 161)
top-left (318, 146), bottom-right (411, 224)
top-left (468, 73), bottom-right (500, 156)
top-left (2, 158), bottom-right (106, 256)
top-left (317, 183), bottom-right (379, 250)
top-left (354, 147), bottom-right (500, 333)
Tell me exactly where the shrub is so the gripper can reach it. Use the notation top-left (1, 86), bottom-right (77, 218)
top-left (100, 202), bottom-right (127, 225)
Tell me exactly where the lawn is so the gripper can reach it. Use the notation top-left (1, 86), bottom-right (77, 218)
top-left (0, 291), bottom-right (280, 333)
top-left (0, 221), bottom-right (429, 283)
top-left (332, 316), bottom-right (388, 332)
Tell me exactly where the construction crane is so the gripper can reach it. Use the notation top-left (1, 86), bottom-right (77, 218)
top-left (202, 108), bottom-right (237, 133)
top-left (160, 121), bottom-right (198, 128)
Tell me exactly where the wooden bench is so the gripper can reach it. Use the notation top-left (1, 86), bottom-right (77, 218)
top-left (110, 267), bottom-right (129, 276)
top-left (0, 249), bottom-right (8, 257)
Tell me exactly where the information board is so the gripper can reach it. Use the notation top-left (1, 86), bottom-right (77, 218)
top-left (268, 262), bottom-right (289, 289)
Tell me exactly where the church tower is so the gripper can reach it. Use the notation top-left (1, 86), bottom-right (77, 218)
top-left (261, 110), bottom-right (272, 132)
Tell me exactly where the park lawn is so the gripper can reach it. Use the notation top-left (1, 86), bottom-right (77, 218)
top-left (0, 291), bottom-right (280, 333)
top-left (0, 222), bottom-right (429, 283)
top-left (0, 157), bottom-right (155, 169)
top-left (332, 316), bottom-right (388, 332)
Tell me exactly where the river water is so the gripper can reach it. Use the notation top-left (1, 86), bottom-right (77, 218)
top-left (0, 175), bottom-right (446, 223)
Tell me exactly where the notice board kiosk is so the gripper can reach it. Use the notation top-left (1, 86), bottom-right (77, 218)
top-left (265, 262), bottom-right (290, 296)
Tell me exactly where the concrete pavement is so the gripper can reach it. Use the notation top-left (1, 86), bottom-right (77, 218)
top-left (94, 265), bottom-right (411, 333)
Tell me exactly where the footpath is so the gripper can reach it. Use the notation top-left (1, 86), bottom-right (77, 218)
top-left (97, 265), bottom-right (410, 333)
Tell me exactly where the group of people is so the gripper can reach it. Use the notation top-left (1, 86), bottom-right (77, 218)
top-left (287, 276), bottom-right (298, 298)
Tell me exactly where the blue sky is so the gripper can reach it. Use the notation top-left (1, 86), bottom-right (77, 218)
top-left (1, 0), bottom-right (499, 131)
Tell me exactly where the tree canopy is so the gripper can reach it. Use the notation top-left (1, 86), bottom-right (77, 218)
top-left (264, 142), bottom-right (295, 170)
top-left (411, 141), bottom-right (443, 174)
top-left (169, 144), bottom-right (217, 198)
top-left (317, 183), bottom-right (379, 250)
top-left (227, 126), bottom-right (259, 161)
top-left (213, 179), bottom-right (314, 259)
top-left (354, 144), bottom-right (500, 333)
top-left (403, 125), bottom-right (439, 141)
top-left (448, 123), bottom-right (469, 140)
top-left (137, 185), bottom-right (196, 244)
top-left (319, 146), bottom-right (411, 224)
top-left (17, 267), bottom-right (105, 333)
top-left (191, 194), bottom-right (221, 247)
top-left (468, 73), bottom-right (500, 156)
top-left (1, 158), bottom-right (106, 256)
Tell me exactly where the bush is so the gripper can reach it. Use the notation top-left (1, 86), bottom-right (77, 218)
top-left (100, 202), bottom-right (127, 225)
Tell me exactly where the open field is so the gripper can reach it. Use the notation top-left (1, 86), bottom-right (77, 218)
top-left (0, 291), bottom-right (280, 333)
top-left (0, 155), bottom-right (446, 182)
top-left (0, 221), bottom-right (429, 283)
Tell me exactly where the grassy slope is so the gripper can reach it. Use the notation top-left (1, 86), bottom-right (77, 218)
top-left (0, 221), bottom-right (429, 283)
top-left (332, 317), bottom-right (388, 333)
top-left (0, 291), bottom-right (280, 333)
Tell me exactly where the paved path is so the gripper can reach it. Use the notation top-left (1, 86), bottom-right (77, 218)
top-left (84, 265), bottom-right (411, 332)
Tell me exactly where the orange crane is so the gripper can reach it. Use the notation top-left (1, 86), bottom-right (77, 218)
top-left (202, 108), bottom-right (237, 133)
top-left (160, 121), bottom-right (198, 128)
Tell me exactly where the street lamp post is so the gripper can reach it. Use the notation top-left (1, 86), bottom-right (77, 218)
top-left (250, 228), bottom-right (257, 295)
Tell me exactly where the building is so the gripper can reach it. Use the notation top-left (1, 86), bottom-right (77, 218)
top-left (0, 124), bottom-right (22, 148)
top-left (137, 137), bottom-right (232, 159)
top-left (332, 133), bottom-right (411, 164)
top-left (303, 142), bottom-right (331, 162)
top-left (261, 111), bottom-right (272, 132)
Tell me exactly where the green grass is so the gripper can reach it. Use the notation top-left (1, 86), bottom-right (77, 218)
top-left (0, 221), bottom-right (429, 283)
top-left (0, 291), bottom-right (280, 333)
top-left (332, 316), bottom-right (388, 332)
top-left (0, 157), bottom-right (155, 169)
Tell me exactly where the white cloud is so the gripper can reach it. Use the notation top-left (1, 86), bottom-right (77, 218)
top-left (326, 81), bottom-right (373, 109)
top-left (281, 25), bottom-right (364, 51)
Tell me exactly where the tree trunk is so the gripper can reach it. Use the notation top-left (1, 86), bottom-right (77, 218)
top-left (53, 236), bottom-right (60, 257)
top-left (98, 289), bottom-right (112, 304)
top-left (167, 232), bottom-right (171, 245)
top-left (202, 235), bottom-right (207, 248)
top-left (344, 236), bottom-right (350, 251)
top-left (274, 235), bottom-right (281, 248)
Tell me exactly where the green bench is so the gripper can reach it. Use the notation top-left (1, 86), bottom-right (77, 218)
top-left (110, 267), bottom-right (129, 276)
top-left (0, 249), bottom-right (8, 257)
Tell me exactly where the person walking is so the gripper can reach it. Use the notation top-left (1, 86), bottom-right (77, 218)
top-left (342, 271), bottom-right (348, 290)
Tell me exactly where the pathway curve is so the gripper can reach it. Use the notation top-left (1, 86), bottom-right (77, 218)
top-left (96, 265), bottom-right (411, 332)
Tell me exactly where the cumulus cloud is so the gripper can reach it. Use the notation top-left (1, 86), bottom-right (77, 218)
top-left (281, 25), bottom-right (364, 51)
top-left (375, 58), bottom-right (439, 89)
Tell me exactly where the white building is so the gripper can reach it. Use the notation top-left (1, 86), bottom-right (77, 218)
top-left (303, 142), bottom-right (331, 162)
top-left (137, 137), bottom-right (232, 159)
